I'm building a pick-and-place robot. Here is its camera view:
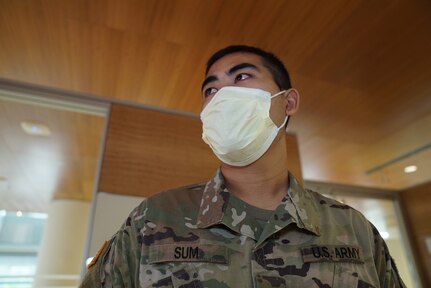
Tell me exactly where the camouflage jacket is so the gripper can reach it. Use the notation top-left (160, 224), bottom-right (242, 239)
top-left (80, 170), bottom-right (405, 288)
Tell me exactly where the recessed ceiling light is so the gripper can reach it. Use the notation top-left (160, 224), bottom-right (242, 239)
top-left (404, 165), bottom-right (417, 174)
top-left (21, 121), bottom-right (51, 136)
top-left (16, 211), bottom-right (23, 217)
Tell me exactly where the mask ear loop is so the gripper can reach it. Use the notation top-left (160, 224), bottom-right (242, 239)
top-left (276, 116), bottom-right (288, 130)
top-left (270, 90), bottom-right (290, 132)
top-left (270, 90), bottom-right (287, 99)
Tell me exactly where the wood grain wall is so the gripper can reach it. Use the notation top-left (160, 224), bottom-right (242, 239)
top-left (99, 104), bottom-right (302, 197)
top-left (399, 181), bottom-right (431, 287)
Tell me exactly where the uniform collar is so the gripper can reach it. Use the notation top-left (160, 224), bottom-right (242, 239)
top-left (196, 169), bottom-right (321, 239)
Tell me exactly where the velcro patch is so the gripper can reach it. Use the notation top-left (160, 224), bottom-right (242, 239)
top-left (301, 245), bottom-right (363, 264)
top-left (149, 243), bottom-right (229, 264)
top-left (87, 240), bottom-right (108, 269)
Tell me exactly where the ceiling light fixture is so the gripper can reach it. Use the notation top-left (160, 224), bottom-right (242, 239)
top-left (16, 211), bottom-right (23, 217)
top-left (404, 165), bottom-right (417, 174)
top-left (365, 143), bottom-right (430, 174)
top-left (21, 121), bottom-right (51, 136)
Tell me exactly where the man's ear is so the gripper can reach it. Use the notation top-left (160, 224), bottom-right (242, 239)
top-left (284, 88), bottom-right (300, 116)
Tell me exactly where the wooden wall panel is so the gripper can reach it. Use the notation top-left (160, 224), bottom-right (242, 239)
top-left (99, 104), bottom-right (302, 197)
top-left (399, 182), bottom-right (431, 287)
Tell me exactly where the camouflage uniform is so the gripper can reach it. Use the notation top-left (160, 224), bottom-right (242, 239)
top-left (81, 170), bottom-right (405, 288)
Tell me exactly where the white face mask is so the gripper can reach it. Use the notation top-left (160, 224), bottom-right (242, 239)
top-left (200, 86), bottom-right (288, 167)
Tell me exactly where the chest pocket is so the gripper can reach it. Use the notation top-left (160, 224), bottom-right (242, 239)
top-left (253, 243), bottom-right (376, 288)
top-left (301, 245), bottom-right (376, 288)
top-left (333, 264), bottom-right (379, 288)
top-left (143, 243), bottom-right (229, 288)
top-left (254, 263), bottom-right (374, 288)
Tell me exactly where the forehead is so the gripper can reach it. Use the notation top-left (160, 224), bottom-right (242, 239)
top-left (206, 52), bottom-right (265, 76)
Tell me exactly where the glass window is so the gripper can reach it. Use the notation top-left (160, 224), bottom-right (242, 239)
top-left (0, 91), bottom-right (107, 287)
top-left (0, 211), bottom-right (46, 287)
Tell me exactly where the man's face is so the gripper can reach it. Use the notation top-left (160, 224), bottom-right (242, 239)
top-left (201, 52), bottom-right (288, 127)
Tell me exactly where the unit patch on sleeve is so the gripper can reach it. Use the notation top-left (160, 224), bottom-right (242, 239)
top-left (87, 240), bottom-right (108, 269)
top-left (301, 245), bottom-right (363, 264)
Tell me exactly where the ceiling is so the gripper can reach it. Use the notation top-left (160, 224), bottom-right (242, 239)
top-left (0, 0), bottom-right (431, 198)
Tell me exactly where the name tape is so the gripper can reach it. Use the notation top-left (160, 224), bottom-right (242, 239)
top-left (149, 244), bottom-right (229, 264)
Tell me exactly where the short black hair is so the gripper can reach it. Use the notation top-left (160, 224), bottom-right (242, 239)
top-left (205, 45), bottom-right (292, 90)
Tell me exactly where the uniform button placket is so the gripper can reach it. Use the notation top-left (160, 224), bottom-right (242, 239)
top-left (251, 244), bottom-right (266, 288)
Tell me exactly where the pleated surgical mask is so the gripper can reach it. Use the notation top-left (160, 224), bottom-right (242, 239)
top-left (200, 86), bottom-right (287, 166)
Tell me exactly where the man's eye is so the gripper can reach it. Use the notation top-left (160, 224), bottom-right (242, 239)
top-left (204, 87), bottom-right (218, 97)
top-left (235, 73), bottom-right (250, 82)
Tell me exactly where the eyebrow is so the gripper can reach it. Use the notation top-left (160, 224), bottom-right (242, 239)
top-left (201, 62), bottom-right (259, 91)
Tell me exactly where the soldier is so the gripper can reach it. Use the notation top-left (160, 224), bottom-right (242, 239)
top-left (80, 45), bottom-right (406, 287)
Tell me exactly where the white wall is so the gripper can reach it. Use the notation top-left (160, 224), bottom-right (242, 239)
top-left (386, 239), bottom-right (416, 287)
top-left (88, 192), bottom-right (145, 257)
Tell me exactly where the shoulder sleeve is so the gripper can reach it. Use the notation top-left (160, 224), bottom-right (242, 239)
top-left (80, 201), bottom-right (146, 287)
top-left (79, 239), bottom-right (112, 288)
top-left (371, 224), bottom-right (406, 288)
